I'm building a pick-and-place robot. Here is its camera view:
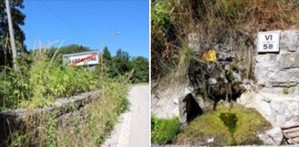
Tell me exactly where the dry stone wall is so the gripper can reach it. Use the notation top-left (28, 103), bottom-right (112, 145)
top-left (239, 30), bottom-right (299, 128)
top-left (0, 91), bottom-right (100, 146)
top-left (254, 30), bottom-right (299, 93)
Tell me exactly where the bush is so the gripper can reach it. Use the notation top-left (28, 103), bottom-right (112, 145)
top-left (6, 54), bottom-right (130, 146)
top-left (10, 78), bottom-right (129, 146)
top-left (0, 50), bottom-right (99, 110)
top-left (151, 116), bottom-right (180, 144)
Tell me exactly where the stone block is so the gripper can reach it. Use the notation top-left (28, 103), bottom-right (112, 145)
top-left (258, 127), bottom-right (283, 145)
top-left (280, 30), bottom-right (299, 52)
top-left (279, 52), bottom-right (299, 69)
top-left (255, 30), bottom-right (299, 89)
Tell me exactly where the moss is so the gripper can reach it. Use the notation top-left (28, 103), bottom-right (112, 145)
top-left (175, 103), bottom-right (271, 146)
top-left (219, 112), bottom-right (238, 135)
top-left (283, 88), bottom-right (289, 95)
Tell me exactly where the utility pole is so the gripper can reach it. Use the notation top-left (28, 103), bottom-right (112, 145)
top-left (5, 0), bottom-right (18, 71)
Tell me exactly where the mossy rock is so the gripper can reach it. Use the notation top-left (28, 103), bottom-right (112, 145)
top-left (174, 103), bottom-right (271, 146)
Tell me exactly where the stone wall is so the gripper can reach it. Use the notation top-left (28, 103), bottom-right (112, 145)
top-left (238, 91), bottom-right (298, 128)
top-left (186, 29), bottom-right (299, 128)
top-left (240, 30), bottom-right (299, 128)
top-left (188, 30), bottom-right (299, 92)
top-left (152, 30), bottom-right (298, 124)
top-left (254, 30), bottom-right (299, 94)
top-left (0, 91), bottom-right (100, 146)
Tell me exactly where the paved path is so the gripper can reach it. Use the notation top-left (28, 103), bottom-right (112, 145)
top-left (102, 84), bottom-right (150, 147)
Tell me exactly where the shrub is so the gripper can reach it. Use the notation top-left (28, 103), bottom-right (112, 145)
top-left (151, 116), bottom-right (180, 144)
top-left (0, 50), bottom-right (98, 110)
top-left (9, 66), bottom-right (130, 146)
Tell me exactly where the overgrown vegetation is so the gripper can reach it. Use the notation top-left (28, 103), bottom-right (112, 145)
top-left (9, 77), bottom-right (129, 146)
top-left (0, 44), bottom-right (148, 110)
top-left (0, 47), bottom-right (131, 146)
top-left (151, 0), bottom-right (298, 82)
top-left (0, 50), bottom-right (98, 110)
top-left (175, 103), bottom-right (271, 146)
top-left (151, 116), bottom-right (180, 144)
top-left (1, 0), bottom-right (147, 145)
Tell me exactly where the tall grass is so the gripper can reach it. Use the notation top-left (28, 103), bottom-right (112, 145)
top-left (151, 116), bottom-right (180, 145)
top-left (1, 48), bottom-right (130, 146)
top-left (0, 49), bottom-right (98, 110)
top-left (10, 77), bottom-right (129, 146)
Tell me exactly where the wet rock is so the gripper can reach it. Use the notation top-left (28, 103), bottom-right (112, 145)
top-left (217, 46), bottom-right (234, 62)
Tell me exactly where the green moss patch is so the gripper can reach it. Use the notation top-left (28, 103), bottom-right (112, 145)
top-left (175, 103), bottom-right (271, 146)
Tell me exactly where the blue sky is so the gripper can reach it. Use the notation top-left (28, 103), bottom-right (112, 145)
top-left (22, 0), bottom-right (149, 58)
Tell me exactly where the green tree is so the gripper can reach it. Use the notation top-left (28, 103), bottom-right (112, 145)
top-left (0, 0), bottom-right (26, 67)
top-left (101, 46), bottom-right (114, 77)
top-left (111, 49), bottom-right (131, 77)
top-left (130, 56), bottom-right (149, 83)
top-left (46, 44), bottom-right (91, 64)
top-left (102, 46), bottom-right (112, 69)
top-left (102, 46), bottom-right (112, 62)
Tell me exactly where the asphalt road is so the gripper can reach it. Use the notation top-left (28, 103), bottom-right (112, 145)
top-left (102, 84), bottom-right (150, 147)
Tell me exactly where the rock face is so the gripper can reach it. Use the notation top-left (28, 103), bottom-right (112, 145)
top-left (151, 85), bottom-right (191, 118)
top-left (258, 127), bottom-right (283, 145)
top-left (242, 30), bottom-right (299, 130)
top-left (188, 30), bottom-right (299, 93)
top-left (153, 30), bottom-right (299, 131)
top-left (254, 30), bottom-right (299, 91)
top-left (238, 91), bottom-right (299, 128)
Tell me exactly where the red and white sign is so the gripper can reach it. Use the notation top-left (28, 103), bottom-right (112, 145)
top-left (63, 51), bottom-right (99, 66)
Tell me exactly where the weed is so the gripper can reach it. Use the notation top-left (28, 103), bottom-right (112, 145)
top-left (151, 116), bottom-right (180, 144)
top-left (0, 49), bottom-right (99, 110)
top-left (8, 76), bottom-right (129, 146)
top-left (2, 48), bottom-right (131, 146)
